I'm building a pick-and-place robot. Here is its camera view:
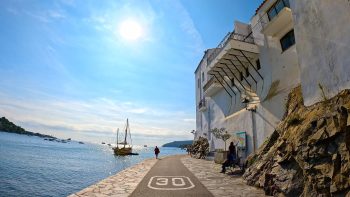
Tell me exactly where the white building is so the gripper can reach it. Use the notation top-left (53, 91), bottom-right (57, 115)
top-left (194, 0), bottom-right (350, 158)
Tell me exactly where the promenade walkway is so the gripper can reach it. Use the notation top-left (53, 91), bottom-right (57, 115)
top-left (69, 155), bottom-right (266, 197)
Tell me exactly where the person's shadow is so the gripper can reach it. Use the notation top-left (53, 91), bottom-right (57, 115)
top-left (226, 168), bottom-right (244, 177)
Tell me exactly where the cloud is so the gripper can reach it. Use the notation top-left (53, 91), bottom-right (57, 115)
top-left (170, 0), bottom-right (205, 54)
top-left (183, 118), bottom-right (196, 123)
top-left (0, 92), bottom-right (194, 143)
top-left (6, 7), bottom-right (19, 15)
top-left (24, 8), bottom-right (66, 23)
top-left (47, 10), bottom-right (66, 19)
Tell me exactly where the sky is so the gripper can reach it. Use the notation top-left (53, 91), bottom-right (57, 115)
top-left (0, 0), bottom-right (262, 146)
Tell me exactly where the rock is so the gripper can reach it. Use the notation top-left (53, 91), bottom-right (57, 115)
top-left (191, 137), bottom-right (209, 159)
top-left (243, 86), bottom-right (350, 196)
top-left (308, 127), bottom-right (328, 145)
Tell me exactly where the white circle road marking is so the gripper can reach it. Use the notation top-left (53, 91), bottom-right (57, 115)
top-left (147, 176), bottom-right (195, 190)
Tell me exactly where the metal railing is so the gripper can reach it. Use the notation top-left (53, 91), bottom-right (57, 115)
top-left (253, 3), bottom-right (291, 34)
top-left (207, 32), bottom-right (255, 66)
top-left (198, 98), bottom-right (206, 109)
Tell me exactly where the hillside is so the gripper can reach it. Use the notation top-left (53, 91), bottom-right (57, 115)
top-left (162, 140), bottom-right (193, 148)
top-left (243, 86), bottom-right (350, 196)
top-left (0, 117), bottom-right (55, 138)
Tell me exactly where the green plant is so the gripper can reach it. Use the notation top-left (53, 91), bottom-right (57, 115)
top-left (211, 127), bottom-right (231, 151)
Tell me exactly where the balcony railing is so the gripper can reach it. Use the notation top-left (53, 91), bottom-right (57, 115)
top-left (253, 0), bottom-right (291, 36)
top-left (207, 32), bottom-right (255, 66)
top-left (198, 98), bottom-right (206, 109)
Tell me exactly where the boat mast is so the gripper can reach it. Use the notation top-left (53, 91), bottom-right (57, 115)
top-left (124, 119), bottom-right (128, 148)
top-left (116, 128), bottom-right (119, 148)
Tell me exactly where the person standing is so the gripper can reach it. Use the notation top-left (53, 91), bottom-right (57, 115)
top-left (154, 146), bottom-right (160, 159)
top-left (221, 142), bottom-right (237, 173)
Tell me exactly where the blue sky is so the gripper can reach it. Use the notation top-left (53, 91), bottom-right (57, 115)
top-left (0, 0), bottom-right (262, 146)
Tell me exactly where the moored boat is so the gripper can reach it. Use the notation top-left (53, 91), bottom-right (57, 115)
top-left (113, 119), bottom-right (137, 156)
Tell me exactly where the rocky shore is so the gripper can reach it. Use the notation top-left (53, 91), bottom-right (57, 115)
top-left (243, 86), bottom-right (350, 196)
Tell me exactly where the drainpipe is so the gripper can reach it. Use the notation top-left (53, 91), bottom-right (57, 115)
top-left (208, 104), bottom-right (212, 152)
top-left (251, 109), bottom-right (257, 153)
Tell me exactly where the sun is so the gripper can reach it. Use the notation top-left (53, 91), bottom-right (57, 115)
top-left (119, 19), bottom-right (143, 41)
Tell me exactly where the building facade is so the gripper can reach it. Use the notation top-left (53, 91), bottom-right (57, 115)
top-left (194, 0), bottom-right (350, 159)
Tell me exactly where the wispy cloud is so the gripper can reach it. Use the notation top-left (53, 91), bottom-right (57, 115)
top-left (0, 92), bottom-right (194, 143)
top-left (6, 7), bottom-right (19, 15)
top-left (170, 0), bottom-right (205, 54)
top-left (24, 9), bottom-right (67, 23)
top-left (183, 118), bottom-right (195, 123)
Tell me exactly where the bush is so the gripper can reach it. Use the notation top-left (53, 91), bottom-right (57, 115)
top-left (191, 137), bottom-right (209, 159)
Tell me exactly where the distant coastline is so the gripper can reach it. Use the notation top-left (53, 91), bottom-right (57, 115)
top-left (0, 117), bottom-right (56, 138)
top-left (0, 117), bottom-right (85, 144)
top-left (162, 140), bottom-right (193, 148)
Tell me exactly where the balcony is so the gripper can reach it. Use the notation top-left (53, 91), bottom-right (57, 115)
top-left (203, 76), bottom-right (222, 97)
top-left (207, 32), bottom-right (258, 67)
top-left (261, 7), bottom-right (293, 37)
top-left (198, 98), bottom-right (207, 112)
top-left (205, 31), bottom-right (262, 98)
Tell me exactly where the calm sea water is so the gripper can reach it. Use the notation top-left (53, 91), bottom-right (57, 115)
top-left (0, 132), bottom-right (185, 197)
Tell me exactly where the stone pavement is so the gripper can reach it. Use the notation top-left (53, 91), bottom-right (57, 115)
top-left (181, 156), bottom-right (266, 197)
top-left (68, 158), bottom-right (157, 197)
top-left (69, 155), bottom-right (266, 197)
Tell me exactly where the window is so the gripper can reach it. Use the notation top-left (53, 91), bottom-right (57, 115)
top-left (275, 0), bottom-right (285, 13)
top-left (240, 72), bottom-right (243, 81)
top-left (245, 67), bottom-right (249, 77)
top-left (231, 78), bottom-right (235, 86)
top-left (256, 59), bottom-right (261, 70)
top-left (202, 72), bottom-right (205, 82)
top-left (280, 29), bottom-right (295, 51)
top-left (267, 7), bottom-right (277, 20)
top-left (267, 0), bottom-right (290, 21)
top-left (197, 78), bottom-right (200, 88)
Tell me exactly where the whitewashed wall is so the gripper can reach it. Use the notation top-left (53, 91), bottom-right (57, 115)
top-left (292, 0), bottom-right (350, 106)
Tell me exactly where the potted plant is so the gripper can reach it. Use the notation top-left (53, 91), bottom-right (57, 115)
top-left (211, 128), bottom-right (231, 164)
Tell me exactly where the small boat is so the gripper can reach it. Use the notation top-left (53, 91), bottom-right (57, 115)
top-left (78, 141), bottom-right (84, 144)
top-left (144, 145), bottom-right (147, 147)
top-left (102, 142), bottom-right (106, 144)
top-left (113, 119), bottom-right (137, 156)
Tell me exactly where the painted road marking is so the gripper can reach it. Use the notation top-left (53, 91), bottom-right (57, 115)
top-left (147, 176), bottom-right (195, 190)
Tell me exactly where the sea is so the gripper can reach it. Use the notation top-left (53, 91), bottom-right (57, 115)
top-left (0, 132), bottom-right (186, 197)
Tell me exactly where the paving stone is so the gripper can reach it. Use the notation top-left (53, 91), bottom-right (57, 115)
top-left (69, 155), bottom-right (267, 197)
top-left (68, 158), bottom-right (157, 197)
top-left (181, 156), bottom-right (266, 197)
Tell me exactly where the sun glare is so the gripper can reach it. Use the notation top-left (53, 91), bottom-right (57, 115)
top-left (119, 19), bottom-right (143, 41)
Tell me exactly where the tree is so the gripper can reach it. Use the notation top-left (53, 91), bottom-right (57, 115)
top-left (211, 128), bottom-right (231, 151)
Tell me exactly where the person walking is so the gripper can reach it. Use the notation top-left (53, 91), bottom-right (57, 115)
top-left (154, 146), bottom-right (160, 159)
top-left (220, 142), bottom-right (237, 173)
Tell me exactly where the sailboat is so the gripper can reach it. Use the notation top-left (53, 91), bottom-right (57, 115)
top-left (113, 119), bottom-right (136, 156)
